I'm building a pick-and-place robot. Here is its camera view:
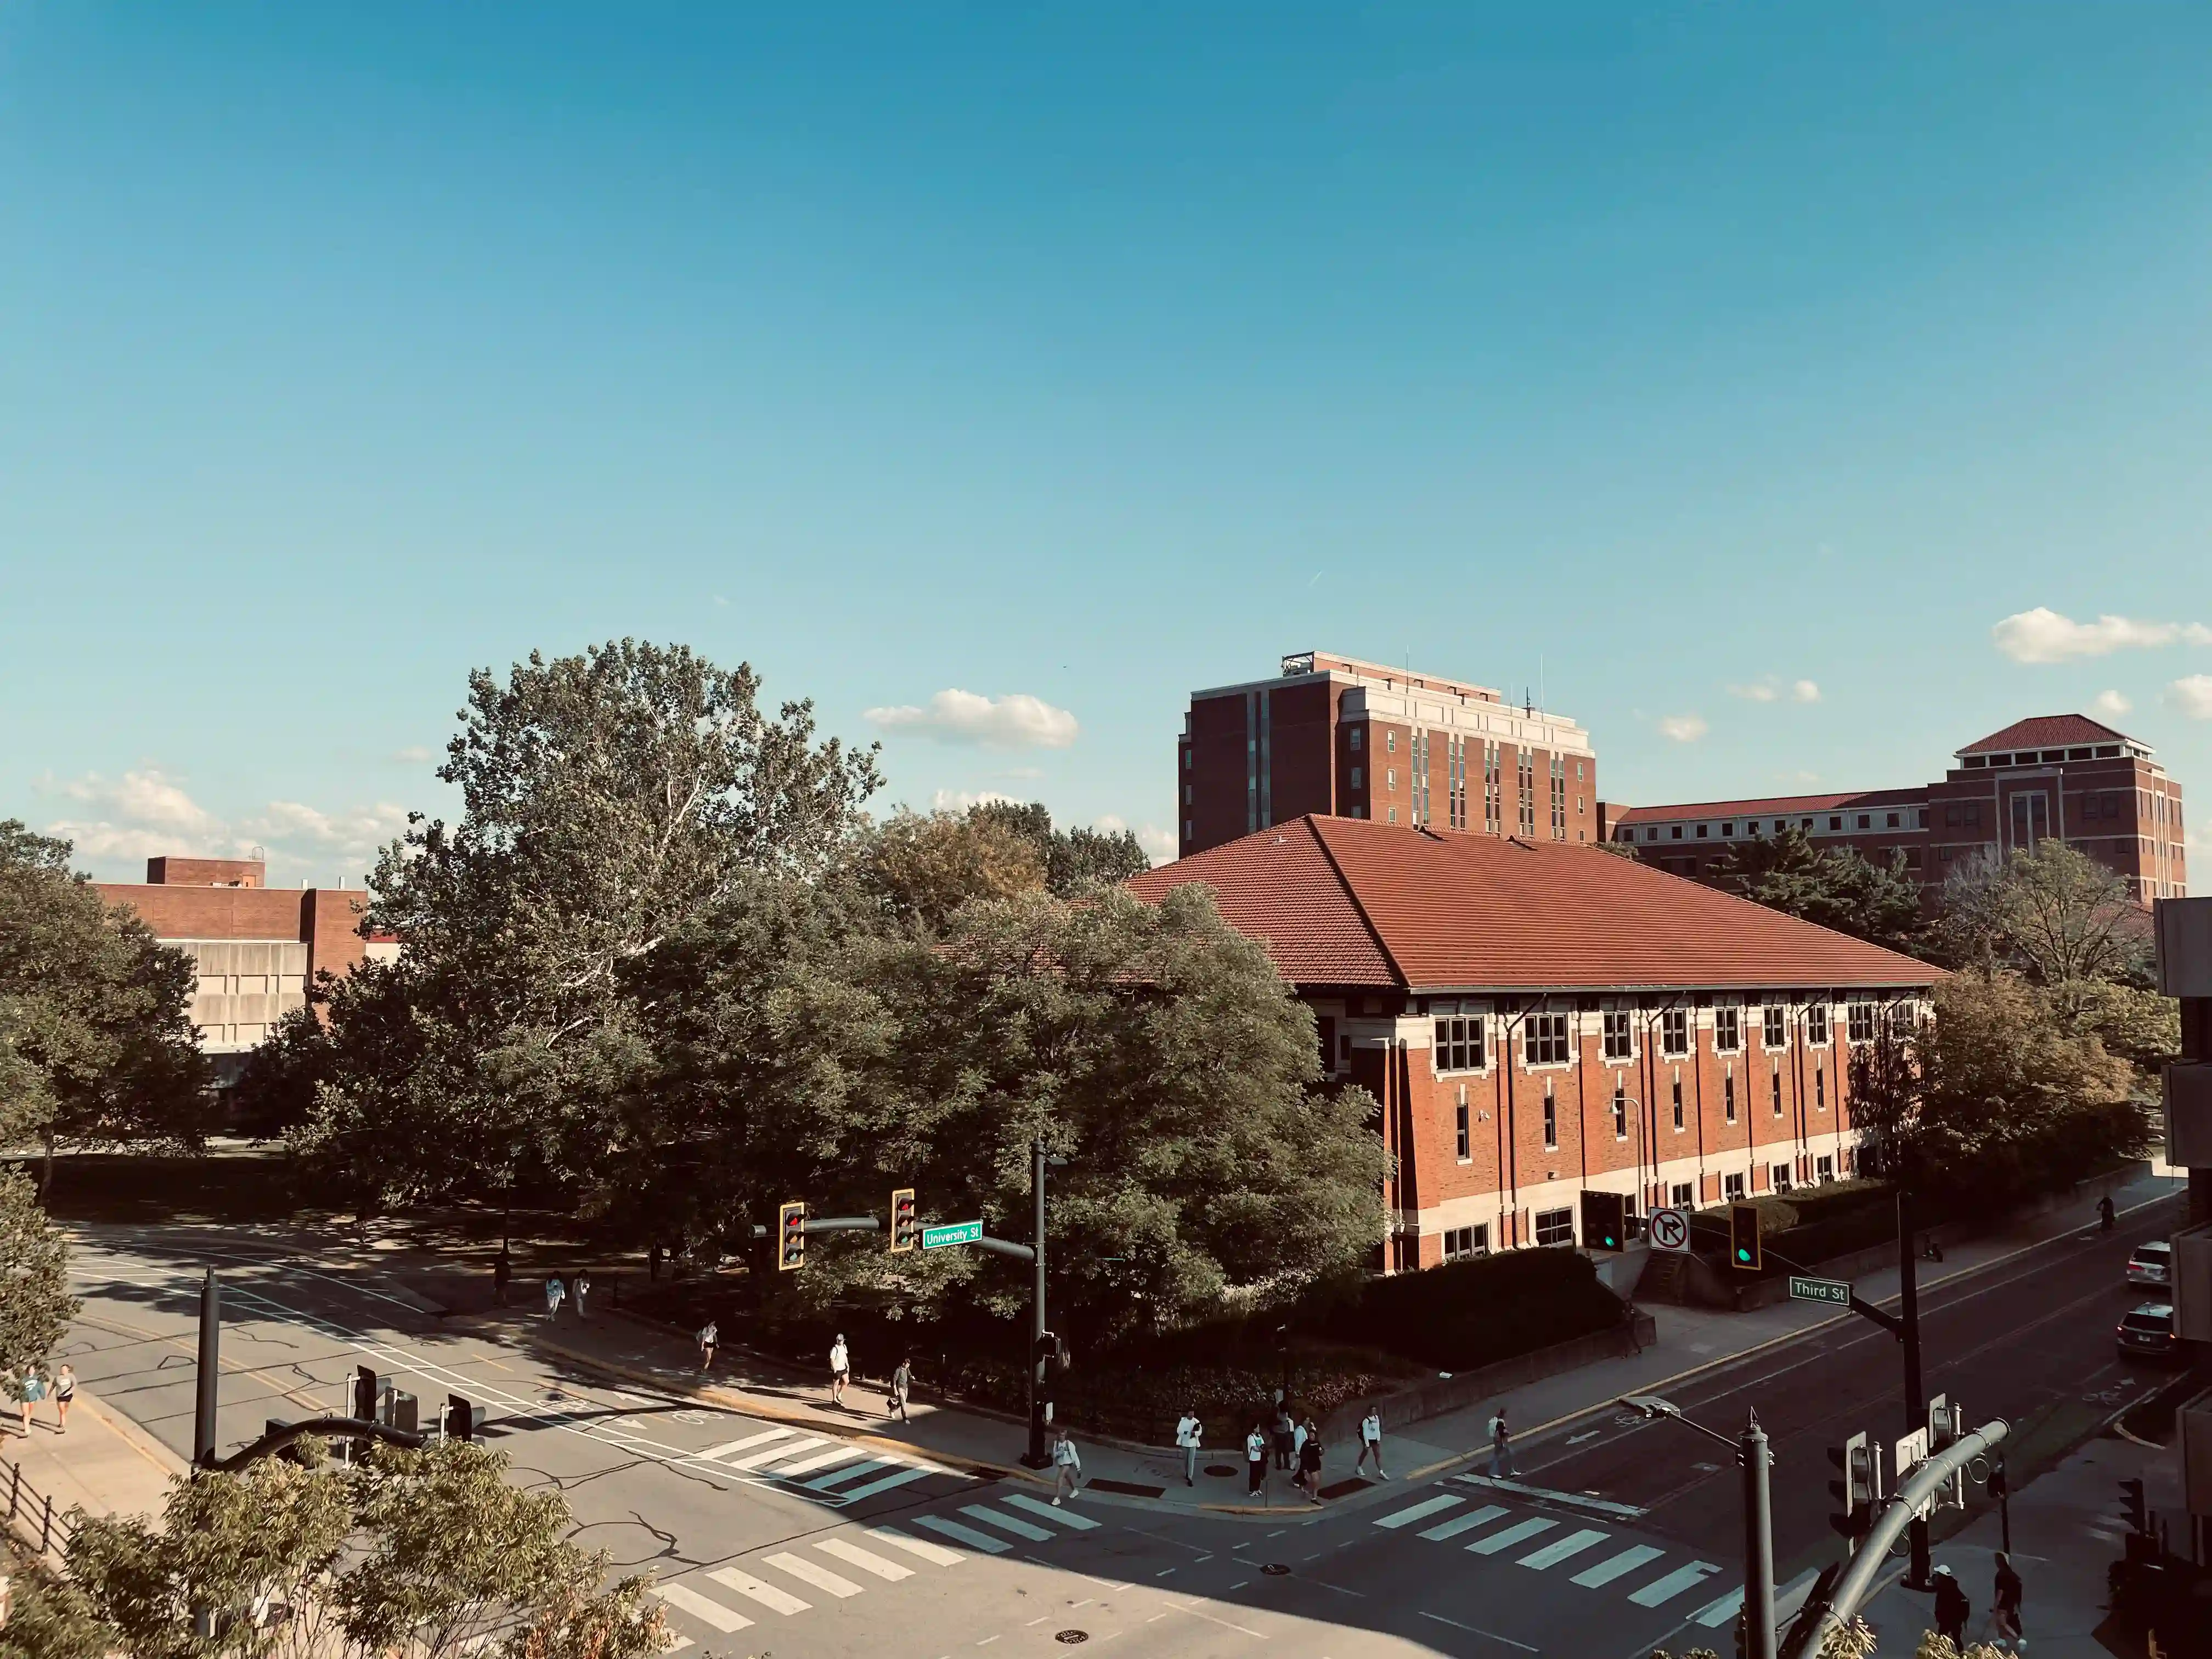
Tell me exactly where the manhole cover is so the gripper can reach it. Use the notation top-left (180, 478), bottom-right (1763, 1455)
top-left (1261, 1564), bottom-right (1289, 1577)
top-left (1055, 1632), bottom-right (1089, 1645)
top-left (1205, 1463), bottom-right (1239, 1477)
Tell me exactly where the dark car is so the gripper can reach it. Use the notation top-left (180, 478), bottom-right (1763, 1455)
top-left (2126, 1240), bottom-right (2171, 1289)
top-left (2117, 1302), bottom-right (2179, 1359)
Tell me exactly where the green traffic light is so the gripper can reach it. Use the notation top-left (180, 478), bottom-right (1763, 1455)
top-left (1736, 1248), bottom-right (1751, 1262)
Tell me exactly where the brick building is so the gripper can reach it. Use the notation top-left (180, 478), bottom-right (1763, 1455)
top-left (1128, 816), bottom-right (1938, 1272)
top-left (94, 856), bottom-right (377, 1085)
top-left (1603, 713), bottom-right (2187, 904)
top-left (1177, 651), bottom-right (1598, 858)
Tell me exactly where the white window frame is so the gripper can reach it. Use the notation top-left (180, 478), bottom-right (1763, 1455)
top-left (1762, 1005), bottom-right (1787, 1050)
top-left (1724, 1171), bottom-right (1747, 1202)
top-left (1533, 1207), bottom-right (1575, 1248)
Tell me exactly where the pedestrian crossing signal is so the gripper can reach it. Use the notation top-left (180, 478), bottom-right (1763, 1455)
top-left (778, 1201), bottom-right (807, 1271)
top-left (1730, 1203), bottom-right (1761, 1270)
top-left (890, 1188), bottom-right (917, 1253)
top-left (1580, 1189), bottom-right (1626, 1252)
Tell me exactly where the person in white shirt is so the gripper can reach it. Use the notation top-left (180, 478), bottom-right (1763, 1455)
top-left (1356, 1404), bottom-right (1387, 1479)
top-left (1051, 1427), bottom-right (1082, 1504)
top-left (829, 1334), bottom-right (851, 1407)
top-left (1175, 1408), bottom-right (1204, 1487)
top-left (1245, 1424), bottom-right (1268, 1496)
top-left (697, 1321), bottom-right (718, 1372)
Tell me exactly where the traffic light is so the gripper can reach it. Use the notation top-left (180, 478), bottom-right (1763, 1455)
top-left (1928, 1395), bottom-right (1965, 1509)
top-left (2118, 1476), bottom-right (2147, 1534)
top-left (777, 1201), bottom-right (807, 1271)
top-left (1730, 1203), bottom-right (1762, 1271)
top-left (890, 1188), bottom-right (917, 1253)
top-left (1581, 1189), bottom-right (1627, 1252)
top-left (353, 1365), bottom-right (379, 1423)
top-left (444, 1393), bottom-right (476, 1442)
top-left (1826, 1432), bottom-right (1877, 1543)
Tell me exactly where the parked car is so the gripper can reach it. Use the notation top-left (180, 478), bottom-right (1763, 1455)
top-left (2126, 1240), bottom-right (2172, 1289)
top-left (2117, 1302), bottom-right (2179, 1359)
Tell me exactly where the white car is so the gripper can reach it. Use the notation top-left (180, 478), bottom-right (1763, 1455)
top-left (2126, 1240), bottom-right (2171, 1289)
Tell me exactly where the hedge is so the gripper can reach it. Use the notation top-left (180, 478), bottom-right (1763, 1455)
top-left (1300, 1245), bottom-right (1628, 1372)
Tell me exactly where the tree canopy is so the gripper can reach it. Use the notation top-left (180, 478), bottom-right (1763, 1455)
top-left (1706, 824), bottom-right (1924, 955)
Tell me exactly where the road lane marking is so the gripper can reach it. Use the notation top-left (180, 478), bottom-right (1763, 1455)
top-left (1629, 1561), bottom-right (1722, 1607)
top-left (815, 1538), bottom-right (912, 1581)
top-left (1692, 1567), bottom-right (1819, 1629)
top-left (763, 1553), bottom-right (862, 1599)
top-left (1518, 1527), bottom-right (1609, 1570)
top-left (1570, 1544), bottom-right (1664, 1587)
top-left (765, 1443), bottom-right (871, 1477)
top-left (1416, 1611), bottom-right (1537, 1651)
top-left (958, 1504), bottom-right (1054, 1542)
top-left (837, 1464), bottom-right (936, 1501)
top-left (1003, 1492), bottom-right (1100, 1530)
top-left (912, 1516), bottom-right (1011, 1554)
top-left (653, 1585), bottom-right (754, 1633)
top-left (867, 1526), bottom-right (966, 1566)
top-left (1466, 1519), bottom-right (1556, 1556)
top-left (706, 1567), bottom-right (811, 1616)
top-left (1452, 1474), bottom-right (1646, 1518)
top-left (697, 1429), bottom-right (793, 1460)
top-left (1419, 1504), bottom-right (1508, 1541)
top-left (1374, 1494), bottom-right (1464, 1529)
top-left (1161, 1599), bottom-right (1266, 1639)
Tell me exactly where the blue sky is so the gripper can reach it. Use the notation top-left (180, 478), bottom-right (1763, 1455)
top-left (4, 5), bottom-right (2211, 883)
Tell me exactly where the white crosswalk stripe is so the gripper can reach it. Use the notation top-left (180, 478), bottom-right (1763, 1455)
top-left (960, 1503), bottom-right (1054, 1542)
top-left (722, 1435), bottom-right (828, 1470)
top-left (1466, 1517), bottom-right (1556, 1556)
top-left (1571, 1544), bottom-right (1665, 1588)
top-left (696, 1429), bottom-right (792, 1460)
top-left (912, 1514), bottom-right (1012, 1554)
top-left (1374, 1493), bottom-right (1465, 1529)
top-left (769, 1443), bottom-right (872, 1478)
top-left (804, 1455), bottom-right (902, 1491)
top-left (762, 1553), bottom-right (862, 1599)
top-left (1519, 1527), bottom-right (1610, 1570)
top-left (868, 1525), bottom-right (966, 1565)
top-left (1003, 1492), bottom-right (1101, 1530)
top-left (707, 1566), bottom-right (811, 1616)
top-left (1420, 1504), bottom-right (1508, 1541)
top-left (653, 1584), bottom-right (753, 1633)
top-left (837, 1463), bottom-right (937, 1501)
top-left (815, 1538), bottom-right (913, 1581)
top-left (1629, 1561), bottom-right (1722, 1607)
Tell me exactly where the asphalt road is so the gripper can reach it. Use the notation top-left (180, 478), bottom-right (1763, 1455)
top-left (52, 1209), bottom-right (2178, 1659)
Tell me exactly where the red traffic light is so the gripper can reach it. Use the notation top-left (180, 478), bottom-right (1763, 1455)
top-left (778, 1201), bottom-right (807, 1271)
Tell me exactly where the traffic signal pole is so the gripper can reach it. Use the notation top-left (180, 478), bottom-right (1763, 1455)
top-left (1897, 1188), bottom-right (1932, 1590)
top-left (1025, 1137), bottom-right (1050, 1469)
top-left (193, 1267), bottom-right (221, 1472)
top-left (1742, 1413), bottom-right (1777, 1659)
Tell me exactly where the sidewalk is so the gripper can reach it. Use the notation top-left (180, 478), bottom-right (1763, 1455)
top-left (1, 1390), bottom-right (186, 1564)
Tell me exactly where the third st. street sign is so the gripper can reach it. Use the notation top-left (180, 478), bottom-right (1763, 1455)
top-left (1788, 1274), bottom-right (1851, 1306)
top-left (920, 1219), bottom-right (984, 1250)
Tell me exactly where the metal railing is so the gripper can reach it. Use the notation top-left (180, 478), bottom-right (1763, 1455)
top-left (3, 1459), bottom-right (82, 1560)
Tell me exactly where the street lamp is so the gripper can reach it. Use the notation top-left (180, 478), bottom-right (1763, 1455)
top-left (1622, 1395), bottom-right (1776, 1659)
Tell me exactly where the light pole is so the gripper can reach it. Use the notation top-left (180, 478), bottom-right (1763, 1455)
top-left (1623, 1394), bottom-right (1776, 1659)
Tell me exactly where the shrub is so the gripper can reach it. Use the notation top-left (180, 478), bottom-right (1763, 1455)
top-left (1300, 1246), bottom-right (1626, 1372)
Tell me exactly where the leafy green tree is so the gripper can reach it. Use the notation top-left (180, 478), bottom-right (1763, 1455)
top-left (1934, 840), bottom-right (2149, 985)
top-left (859, 807), bottom-right (1047, 933)
top-left (1, 1165), bottom-right (78, 1396)
top-left (970, 800), bottom-right (1153, 893)
top-left (1706, 825), bottom-right (1923, 954)
top-left (0, 1567), bottom-right (116, 1659)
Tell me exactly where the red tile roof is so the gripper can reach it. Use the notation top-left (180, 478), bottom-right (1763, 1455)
top-left (1611, 788), bottom-right (1926, 824)
top-left (1957, 714), bottom-right (2135, 755)
top-left (1126, 815), bottom-right (1939, 993)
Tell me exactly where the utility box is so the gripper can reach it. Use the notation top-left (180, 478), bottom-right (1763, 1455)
top-left (2180, 1389), bottom-right (2212, 1518)
top-left (2157, 896), bottom-right (2212, 998)
top-left (2175, 1223), bottom-right (2212, 1342)
top-left (2167, 1064), bottom-right (2212, 1167)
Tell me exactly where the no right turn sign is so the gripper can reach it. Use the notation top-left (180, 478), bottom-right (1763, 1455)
top-left (1649, 1206), bottom-right (1690, 1253)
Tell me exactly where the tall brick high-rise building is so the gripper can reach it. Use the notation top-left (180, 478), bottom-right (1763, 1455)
top-left (1177, 651), bottom-right (1599, 857)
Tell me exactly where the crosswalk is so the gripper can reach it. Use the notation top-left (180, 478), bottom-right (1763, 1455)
top-left (636, 1419), bottom-right (979, 1509)
top-left (1370, 1488), bottom-right (1736, 1623)
top-left (647, 1493), bottom-right (1091, 1649)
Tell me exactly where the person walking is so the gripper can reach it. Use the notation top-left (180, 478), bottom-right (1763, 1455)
top-left (2099, 1194), bottom-right (2117, 1233)
top-left (1297, 1416), bottom-right (1323, 1504)
top-left (1991, 1551), bottom-right (2025, 1652)
top-left (493, 1246), bottom-right (512, 1307)
top-left (1175, 1407), bottom-right (1204, 1487)
top-left (573, 1270), bottom-right (591, 1323)
top-left (543, 1276), bottom-right (566, 1322)
top-left (1049, 1425), bottom-right (1083, 1504)
top-left (19, 1370), bottom-right (46, 1433)
top-left (1932, 1565), bottom-right (1970, 1651)
top-left (1356, 1404), bottom-right (1387, 1480)
top-left (829, 1334), bottom-right (851, 1408)
top-left (697, 1319), bottom-right (718, 1372)
top-left (53, 1365), bottom-right (75, 1435)
top-left (888, 1356), bottom-right (912, 1425)
top-left (1487, 1406), bottom-right (1517, 1479)
top-left (1245, 1424), bottom-right (1268, 1496)
top-left (1272, 1403), bottom-right (1296, 1472)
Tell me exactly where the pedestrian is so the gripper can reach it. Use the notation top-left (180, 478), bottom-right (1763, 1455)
top-left (1932, 1565), bottom-right (1970, 1650)
top-left (1356, 1403), bottom-right (1387, 1480)
top-left (543, 1276), bottom-right (565, 1322)
top-left (889, 1356), bottom-right (912, 1425)
top-left (1297, 1416), bottom-right (1323, 1504)
top-left (1272, 1403), bottom-right (1296, 1471)
top-left (1175, 1407), bottom-right (1204, 1487)
top-left (697, 1319), bottom-right (718, 1372)
top-left (2099, 1194), bottom-right (2117, 1233)
top-left (1487, 1406), bottom-right (1517, 1479)
top-left (493, 1246), bottom-right (512, 1307)
top-left (20, 1370), bottom-right (46, 1433)
top-left (1245, 1423), bottom-right (1268, 1496)
top-left (829, 1333), bottom-right (851, 1408)
top-left (573, 1270), bottom-right (591, 1323)
top-left (1991, 1551), bottom-right (2024, 1651)
top-left (648, 1241), bottom-right (663, 1280)
top-left (53, 1365), bottom-right (74, 1435)
top-left (1050, 1425), bottom-right (1082, 1505)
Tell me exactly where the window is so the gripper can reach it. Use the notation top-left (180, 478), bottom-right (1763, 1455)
top-left (1349, 727), bottom-right (1362, 751)
top-left (1442, 1224), bottom-right (1488, 1262)
top-left (1661, 1008), bottom-right (1689, 1056)
top-left (1724, 1172), bottom-right (1747, 1202)
top-left (1671, 825), bottom-right (1684, 839)
top-left (1773, 1163), bottom-right (1794, 1193)
top-left (1455, 1090), bottom-right (1471, 1161)
top-left (1815, 1068), bottom-right (1826, 1111)
top-left (1829, 816), bottom-right (1842, 831)
top-left (1816, 1155), bottom-right (1835, 1183)
top-left (1771, 1069), bottom-right (1784, 1116)
top-left (1696, 824), bottom-right (1709, 839)
top-left (1720, 821), bottom-right (1735, 836)
top-left (1671, 1182), bottom-right (1695, 1208)
top-left (1534, 1207), bottom-right (1575, 1248)
top-left (1857, 814), bottom-right (1871, 830)
top-left (1387, 769), bottom-right (1395, 788)
top-left (1602, 1009), bottom-right (1634, 1060)
top-left (1350, 766), bottom-right (1362, 788)
top-left (1434, 1010), bottom-right (1486, 1073)
top-left (1945, 804), bottom-right (1960, 826)
top-left (1182, 782), bottom-right (1192, 805)
top-left (1612, 1084), bottom-right (1628, 1140)
top-left (1886, 812), bottom-right (1899, 828)
top-left (1525, 1012), bottom-right (1572, 1065)
top-left (1807, 1004), bottom-right (1831, 1046)
top-left (1386, 731), bottom-right (1396, 753)
top-left (1543, 1090), bottom-right (1558, 1150)
top-left (1763, 1006), bottom-right (1786, 1048)
top-left (1713, 1007), bottom-right (1741, 1052)
top-left (1550, 751), bottom-right (1567, 840)
top-left (1964, 803), bottom-right (1980, 827)
top-left (1723, 1073), bottom-right (1737, 1122)
top-left (1518, 749), bottom-right (1537, 837)
top-left (1847, 1002), bottom-right (1876, 1045)
top-left (1388, 808), bottom-right (1397, 823)
top-left (1671, 1079), bottom-right (1684, 1132)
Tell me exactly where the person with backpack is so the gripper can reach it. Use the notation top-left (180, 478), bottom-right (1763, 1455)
top-left (1932, 1565), bottom-right (1970, 1651)
top-left (1487, 1406), bottom-right (1517, 1479)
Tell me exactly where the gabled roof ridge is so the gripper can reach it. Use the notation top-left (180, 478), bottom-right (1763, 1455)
top-left (1305, 815), bottom-right (1409, 988)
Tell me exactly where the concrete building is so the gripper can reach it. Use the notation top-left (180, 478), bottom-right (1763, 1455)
top-left (1604, 713), bottom-right (2187, 904)
top-left (1176, 650), bottom-right (1598, 858)
top-left (94, 856), bottom-right (374, 1085)
top-left (1129, 816), bottom-right (1939, 1272)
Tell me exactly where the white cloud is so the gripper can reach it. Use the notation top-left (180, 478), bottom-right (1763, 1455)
top-left (1657, 714), bottom-right (1709, 742)
top-left (1726, 683), bottom-right (1778, 703)
top-left (240, 801), bottom-right (411, 854)
top-left (1790, 679), bottom-right (1820, 703)
top-left (392, 745), bottom-right (432, 764)
top-left (866, 690), bottom-right (1080, 749)
top-left (57, 769), bottom-right (218, 833)
top-left (1092, 813), bottom-right (1176, 865)
top-left (2092, 690), bottom-right (2133, 717)
top-left (1726, 678), bottom-right (1819, 704)
top-left (38, 769), bottom-right (408, 882)
top-left (927, 788), bottom-right (1022, 812)
top-left (2168, 675), bottom-right (2212, 720)
top-left (1991, 607), bottom-right (2212, 664)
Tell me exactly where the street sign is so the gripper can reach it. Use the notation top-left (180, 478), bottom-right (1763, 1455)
top-left (1893, 1427), bottom-right (1934, 1519)
top-left (1649, 1207), bottom-right (1690, 1253)
top-left (921, 1219), bottom-right (984, 1250)
top-left (1788, 1275), bottom-right (1852, 1306)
